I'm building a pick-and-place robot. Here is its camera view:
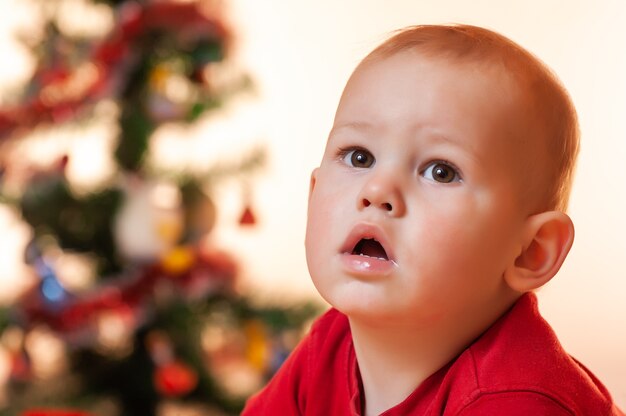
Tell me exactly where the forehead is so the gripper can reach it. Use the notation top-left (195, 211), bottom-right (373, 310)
top-left (333, 52), bottom-right (526, 155)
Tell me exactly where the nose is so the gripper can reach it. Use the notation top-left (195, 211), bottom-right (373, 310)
top-left (357, 171), bottom-right (406, 217)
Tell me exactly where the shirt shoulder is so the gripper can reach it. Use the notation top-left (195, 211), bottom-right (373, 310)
top-left (455, 391), bottom-right (573, 416)
top-left (442, 293), bottom-right (619, 416)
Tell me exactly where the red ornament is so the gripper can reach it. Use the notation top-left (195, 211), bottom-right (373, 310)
top-left (153, 360), bottom-right (198, 397)
top-left (239, 205), bottom-right (256, 226)
top-left (22, 410), bottom-right (94, 416)
top-left (10, 351), bottom-right (31, 382)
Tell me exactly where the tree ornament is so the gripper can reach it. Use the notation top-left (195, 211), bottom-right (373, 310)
top-left (160, 246), bottom-right (196, 276)
top-left (238, 182), bottom-right (258, 226)
top-left (10, 349), bottom-right (32, 383)
top-left (24, 238), bottom-right (71, 307)
top-left (153, 360), bottom-right (199, 397)
top-left (94, 305), bottom-right (135, 357)
top-left (244, 319), bottom-right (269, 372)
top-left (181, 180), bottom-right (216, 242)
top-left (5, 326), bottom-right (32, 383)
top-left (238, 205), bottom-right (256, 226)
top-left (113, 179), bottom-right (183, 262)
top-left (147, 330), bottom-right (198, 397)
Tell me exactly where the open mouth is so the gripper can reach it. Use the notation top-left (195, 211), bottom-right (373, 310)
top-left (351, 238), bottom-right (389, 261)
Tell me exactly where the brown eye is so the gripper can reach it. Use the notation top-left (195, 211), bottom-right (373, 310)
top-left (348, 149), bottom-right (374, 168)
top-left (423, 161), bottom-right (460, 183)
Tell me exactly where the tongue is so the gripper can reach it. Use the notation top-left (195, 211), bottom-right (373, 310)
top-left (359, 239), bottom-right (388, 260)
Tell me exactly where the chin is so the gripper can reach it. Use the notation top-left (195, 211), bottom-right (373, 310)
top-left (323, 288), bottom-right (404, 322)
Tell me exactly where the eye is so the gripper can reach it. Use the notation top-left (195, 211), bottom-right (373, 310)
top-left (422, 161), bottom-right (461, 183)
top-left (340, 147), bottom-right (375, 168)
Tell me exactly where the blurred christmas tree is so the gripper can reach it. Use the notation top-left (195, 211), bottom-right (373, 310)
top-left (0, 1), bottom-right (319, 415)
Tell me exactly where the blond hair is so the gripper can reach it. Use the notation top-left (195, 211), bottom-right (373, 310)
top-left (362, 24), bottom-right (579, 212)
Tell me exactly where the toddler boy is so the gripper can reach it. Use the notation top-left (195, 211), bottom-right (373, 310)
top-left (243, 24), bottom-right (624, 415)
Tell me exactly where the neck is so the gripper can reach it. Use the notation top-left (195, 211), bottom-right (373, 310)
top-left (349, 294), bottom-right (518, 416)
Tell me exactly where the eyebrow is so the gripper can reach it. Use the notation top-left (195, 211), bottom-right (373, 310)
top-left (424, 132), bottom-right (482, 165)
top-left (329, 121), bottom-right (374, 136)
top-left (330, 121), bottom-right (482, 164)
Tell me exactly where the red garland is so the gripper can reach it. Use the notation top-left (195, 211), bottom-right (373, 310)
top-left (17, 246), bottom-right (237, 339)
top-left (0, 1), bottom-right (230, 139)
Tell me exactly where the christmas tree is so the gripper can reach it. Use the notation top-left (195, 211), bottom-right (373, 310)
top-left (0, 1), bottom-right (318, 415)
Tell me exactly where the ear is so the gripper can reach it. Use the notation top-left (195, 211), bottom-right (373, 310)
top-left (504, 211), bottom-right (575, 293)
top-left (308, 168), bottom-right (319, 200)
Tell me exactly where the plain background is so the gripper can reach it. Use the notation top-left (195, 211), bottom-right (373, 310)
top-left (1, 0), bottom-right (624, 408)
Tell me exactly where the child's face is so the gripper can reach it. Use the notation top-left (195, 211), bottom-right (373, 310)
top-left (305, 52), bottom-right (537, 325)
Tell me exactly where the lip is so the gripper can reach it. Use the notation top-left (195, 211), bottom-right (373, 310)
top-left (339, 223), bottom-right (397, 277)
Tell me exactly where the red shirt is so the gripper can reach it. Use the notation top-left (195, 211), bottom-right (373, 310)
top-left (243, 293), bottom-right (623, 415)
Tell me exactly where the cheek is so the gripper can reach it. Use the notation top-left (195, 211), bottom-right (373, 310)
top-left (307, 180), bottom-right (337, 234)
top-left (409, 196), bottom-right (516, 279)
top-left (304, 197), bottom-right (322, 262)
top-left (305, 178), bottom-right (346, 264)
top-left (307, 172), bottom-right (355, 225)
top-left (305, 185), bottom-right (347, 302)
